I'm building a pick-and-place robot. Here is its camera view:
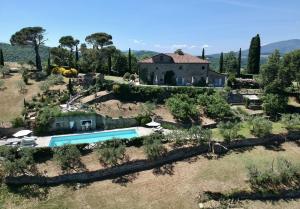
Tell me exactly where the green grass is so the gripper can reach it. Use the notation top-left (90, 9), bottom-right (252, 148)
top-left (104, 76), bottom-right (128, 84)
top-left (212, 121), bottom-right (287, 141)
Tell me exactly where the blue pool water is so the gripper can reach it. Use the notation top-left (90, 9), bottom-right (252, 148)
top-left (49, 129), bottom-right (139, 147)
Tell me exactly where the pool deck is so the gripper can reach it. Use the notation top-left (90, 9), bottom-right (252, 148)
top-left (35, 127), bottom-right (154, 147)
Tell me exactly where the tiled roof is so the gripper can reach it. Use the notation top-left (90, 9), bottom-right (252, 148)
top-left (139, 53), bottom-right (209, 64)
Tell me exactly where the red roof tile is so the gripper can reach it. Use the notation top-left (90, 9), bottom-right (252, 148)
top-left (139, 53), bottom-right (209, 64)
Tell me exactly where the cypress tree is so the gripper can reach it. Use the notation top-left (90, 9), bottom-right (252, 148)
top-left (247, 34), bottom-right (261, 74)
top-left (202, 48), bottom-right (205, 59)
top-left (108, 54), bottom-right (112, 75)
top-left (237, 48), bottom-right (241, 77)
top-left (68, 79), bottom-right (73, 95)
top-left (46, 52), bottom-right (51, 75)
top-left (219, 52), bottom-right (224, 73)
top-left (128, 48), bottom-right (132, 73)
top-left (0, 48), bottom-right (4, 66)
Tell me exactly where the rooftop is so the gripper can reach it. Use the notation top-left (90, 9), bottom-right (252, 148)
top-left (139, 53), bottom-right (209, 64)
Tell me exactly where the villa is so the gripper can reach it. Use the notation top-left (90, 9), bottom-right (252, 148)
top-left (138, 52), bottom-right (226, 87)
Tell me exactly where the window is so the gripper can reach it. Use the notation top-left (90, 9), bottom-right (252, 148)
top-left (160, 56), bottom-right (163, 62)
top-left (202, 66), bottom-right (205, 70)
top-left (179, 66), bottom-right (183, 70)
top-left (156, 67), bottom-right (159, 70)
top-left (55, 122), bottom-right (62, 128)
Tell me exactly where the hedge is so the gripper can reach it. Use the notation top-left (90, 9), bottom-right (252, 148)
top-left (113, 84), bottom-right (216, 103)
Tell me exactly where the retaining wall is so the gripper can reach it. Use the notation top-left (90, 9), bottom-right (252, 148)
top-left (5, 132), bottom-right (300, 186)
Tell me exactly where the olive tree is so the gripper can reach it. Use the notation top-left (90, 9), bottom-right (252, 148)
top-left (96, 140), bottom-right (126, 166)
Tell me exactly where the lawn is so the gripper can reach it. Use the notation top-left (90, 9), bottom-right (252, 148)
top-left (0, 72), bottom-right (41, 122)
top-left (1, 142), bottom-right (300, 209)
top-left (104, 75), bottom-right (128, 84)
top-left (212, 121), bottom-right (287, 141)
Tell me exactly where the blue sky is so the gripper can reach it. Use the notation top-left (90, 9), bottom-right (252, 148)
top-left (0, 0), bottom-right (300, 54)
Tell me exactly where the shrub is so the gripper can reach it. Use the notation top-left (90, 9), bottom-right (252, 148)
top-left (247, 158), bottom-right (300, 193)
top-left (16, 80), bottom-right (26, 93)
top-left (248, 117), bottom-right (272, 137)
top-left (53, 144), bottom-right (81, 172)
top-left (0, 79), bottom-right (4, 89)
top-left (112, 84), bottom-right (121, 94)
top-left (281, 114), bottom-right (300, 130)
top-left (130, 74), bottom-right (136, 81)
top-left (52, 66), bottom-right (78, 77)
top-left (0, 146), bottom-right (37, 177)
top-left (143, 136), bottom-right (166, 160)
top-left (187, 126), bottom-right (212, 145)
top-left (218, 121), bottom-right (241, 143)
top-left (11, 117), bottom-right (25, 128)
top-left (165, 129), bottom-right (188, 146)
top-left (135, 114), bottom-right (151, 126)
top-left (96, 140), bottom-right (126, 166)
top-left (166, 94), bottom-right (198, 121)
top-left (123, 72), bottom-right (131, 80)
top-left (198, 93), bottom-right (231, 120)
top-left (263, 94), bottom-right (288, 118)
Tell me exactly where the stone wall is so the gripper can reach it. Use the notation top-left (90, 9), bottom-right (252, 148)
top-left (96, 116), bottom-right (138, 130)
top-left (5, 132), bottom-right (300, 186)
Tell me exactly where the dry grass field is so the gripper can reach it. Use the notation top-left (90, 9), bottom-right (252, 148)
top-left (0, 72), bottom-right (41, 122)
top-left (1, 142), bottom-right (300, 209)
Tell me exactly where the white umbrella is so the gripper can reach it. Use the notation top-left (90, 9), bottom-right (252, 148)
top-left (146, 121), bottom-right (161, 127)
top-left (13, 130), bottom-right (32, 138)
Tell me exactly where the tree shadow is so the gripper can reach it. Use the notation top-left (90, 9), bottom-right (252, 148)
top-left (183, 155), bottom-right (201, 163)
top-left (263, 143), bottom-right (286, 152)
top-left (153, 163), bottom-right (175, 176)
top-left (112, 173), bottom-right (139, 187)
top-left (63, 182), bottom-right (91, 190)
top-left (7, 184), bottom-right (50, 200)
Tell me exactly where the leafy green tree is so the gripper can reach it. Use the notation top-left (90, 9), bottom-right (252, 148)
top-left (218, 121), bottom-right (241, 143)
top-left (112, 52), bottom-right (128, 75)
top-left (260, 50), bottom-right (281, 89)
top-left (188, 126), bottom-right (212, 145)
top-left (174, 49), bottom-right (184, 55)
top-left (197, 93), bottom-right (232, 120)
top-left (96, 140), bottom-right (126, 166)
top-left (166, 94), bottom-right (198, 121)
top-left (281, 114), bottom-right (300, 130)
top-left (59, 36), bottom-right (76, 52)
top-left (0, 65), bottom-right (10, 78)
top-left (0, 146), bottom-right (37, 176)
top-left (78, 48), bottom-right (106, 73)
top-left (248, 116), bottom-right (272, 137)
top-left (223, 51), bottom-right (238, 74)
top-left (54, 145), bottom-right (82, 172)
top-left (247, 34), bottom-right (261, 74)
top-left (219, 52), bottom-right (224, 73)
top-left (50, 47), bottom-right (71, 66)
top-left (202, 48), bottom-right (205, 60)
top-left (10, 27), bottom-right (46, 71)
top-left (143, 136), bottom-right (165, 160)
top-left (85, 32), bottom-right (113, 49)
top-left (0, 48), bottom-right (4, 66)
top-left (263, 93), bottom-right (288, 117)
top-left (282, 49), bottom-right (300, 91)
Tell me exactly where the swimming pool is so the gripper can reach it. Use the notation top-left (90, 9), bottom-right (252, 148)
top-left (49, 128), bottom-right (139, 147)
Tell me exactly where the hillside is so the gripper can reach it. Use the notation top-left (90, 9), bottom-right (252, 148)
top-left (207, 39), bottom-right (300, 70)
top-left (0, 42), bottom-right (49, 63)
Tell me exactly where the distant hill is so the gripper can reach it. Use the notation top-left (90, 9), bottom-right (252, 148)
top-left (0, 42), bottom-right (49, 63)
top-left (124, 50), bottom-right (158, 60)
top-left (207, 39), bottom-right (300, 70)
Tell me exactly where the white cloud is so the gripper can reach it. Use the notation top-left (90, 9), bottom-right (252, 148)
top-left (171, 44), bottom-right (188, 49)
top-left (132, 39), bottom-right (146, 45)
top-left (202, 44), bottom-right (210, 48)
